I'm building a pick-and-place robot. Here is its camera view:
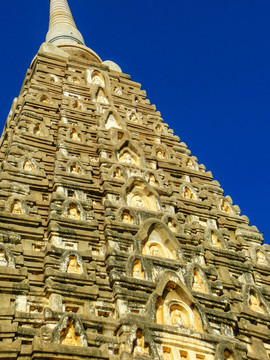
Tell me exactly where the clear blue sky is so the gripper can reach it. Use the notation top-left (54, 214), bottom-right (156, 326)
top-left (0, 1), bottom-right (269, 243)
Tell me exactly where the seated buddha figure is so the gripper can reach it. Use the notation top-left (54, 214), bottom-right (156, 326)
top-left (221, 199), bottom-right (231, 214)
top-left (61, 323), bottom-right (79, 346)
top-left (122, 212), bottom-right (133, 224)
top-left (192, 270), bottom-right (205, 292)
top-left (249, 293), bottom-right (265, 314)
top-left (70, 129), bottom-right (81, 141)
top-left (114, 168), bottom-right (122, 179)
top-left (257, 251), bottom-right (267, 265)
top-left (132, 260), bottom-right (144, 280)
top-left (12, 201), bottom-right (23, 215)
top-left (184, 186), bottom-right (194, 199)
top-left (70, 163), bottom-right (80, 174)
top-left (23, 159), bottom-right (34, 172)
top-left (148, 174), bottom-right (158, 187)
top-left (33, 123), bottom-right (42, 136)
top-left (67, 256), bottom-right (81, 274)
top-left (68, 204), bottom-right (80, 220)
top-left (224, 349), bottom-right (234, 360)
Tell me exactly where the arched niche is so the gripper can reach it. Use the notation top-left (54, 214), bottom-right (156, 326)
top-left (219, 198), bottom-right (234, 215)
top-left (116, 207), bottom-right (139, 226)
top-left (126, 180), bottom-right (161, 212)
top-left (186, 264), bottom-right (211, 294)
top-left (38, 94), bottom-right (50, 104)
top-left (132, 329), bottom-right (149, 356)
top-left (127, 111), bottom-right (143, 125)
top-left (204, 228), bottom-right (226, 249)
top-left (145, 272), bottom-right (211, 333)
top-left (132, 259), bottom-right (144, 280)
top-left (59, 251), bottom-right (84, 275)
top-left (253, 247), bottom-right (270, 266)
top-left (18, 156), bottom-right (39, 172)
top-left (101, 109), bottom-right (124, 130)
top-left (91, 71), bottom-right (105, 87)
top-left (243, 285), bottom-right (269, 315)
top-left (52, 314), bottom-right (87, 347)
top-left (0, 245), bottom-right (15, 268)
top-left (109, 164), bottom-right (127, 181)
top-left (180, 184), bottom-right (198, 200)
top-left (71, 99), bottom-right (84, 111)
top-left (115, 139), bottom-right (145, 168)
top-left (66, 159), bottom-right (85, 176)
top-left (184, 156), bottom-right (199, 171)
top-left (69, 128), bottom-right (82, 142)
top-left (61, 200), bottom-right (87, 222)
top-left (135, 219), bottom-right (181, 260)
top-left (215, 344), bottom-right (242, 360)
top-left (7, 197), bottom-right (29, 216)
top-left (96, 88), bottom-right (109, 104)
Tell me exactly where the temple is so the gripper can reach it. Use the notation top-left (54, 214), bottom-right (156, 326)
top-left (0, 1), bottom-right (269, 359)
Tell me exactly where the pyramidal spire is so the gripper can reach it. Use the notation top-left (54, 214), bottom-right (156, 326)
top-left (46, 0), bottom-right (85, 45)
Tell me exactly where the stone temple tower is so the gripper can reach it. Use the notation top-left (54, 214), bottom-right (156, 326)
top-left (0, 1), bottom-right (269, 359)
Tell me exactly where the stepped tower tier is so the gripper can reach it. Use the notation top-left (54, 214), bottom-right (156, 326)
top-left (0, 1), bottom-right (269, 360)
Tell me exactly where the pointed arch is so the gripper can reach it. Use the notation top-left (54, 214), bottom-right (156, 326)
top-left (134, 219), bottom-right (182, 260)
top-left (124, 178), bottom-right (161, 212)
top-left (18, 155), bottom-right (39, 172)
top-left (59, 250), bottom-right (84, 275)
top-left (145, 271), bottom-right (212, 333)
top-left (243, 285), bottom-right (269, 315)
top-left (115, 138), bottom-right (145, 167)
top-left (101, 109), bottom-right (125, 130)
top-left (96, 88), bottom-right (109, 104)
top-left (185, 263), bottom-right (211, 294)
top-left (52, 314), bottom-right (87, 346)
top-left (91, 70), bottom-right (105, 87)
top-left (180, 183), bottom-right (198, 200)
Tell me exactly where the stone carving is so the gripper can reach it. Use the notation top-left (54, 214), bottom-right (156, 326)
top-left (70, 129), bottom-right (81, 141)
top-left (148, 174), bottom-right (158, 187)
top-left (67, 256), bottom-right (81, 274)
top-left (184, 186), bottom-right (194, 199)
top-left (132, 260), bottom-right (144, 280)
top-left (70, 162), bottom-right (81, 174)
top-left (257, 250), bottom-right (267, 265)
top-left (105, 113), bottom-right (120, 129)
top-left (211, 232), bottom-right (222, 247)
top-left (220, 199), bottom-right (231, 214)
top-left (167, 219), bottom-right (177, 233)
top-left (23, 159), bottom-right (34, 172)
top-left (92, 71), bottom-right (105, 86)
top-left (133, 330), bottom-right (148, 356)
top-left (97, 89), bottom-right (109, 104)
top-left (114, 167), bottom-right (123, 179)
top-left (192, 270), bottom-right (205, 293)
top-left (224, 349), bottom-right (234, 360)
top-left (12, 200), bottom-right (23, 215)
top-left (249, 292), bottom-right (265, 314)
top-left (67, 204), bottom-right (81, 220)
top-left (119, 150), bottom-right (138, 165)
top-left (61, 321), bottom-right (79, 346)
top-left (122, 212), bottom-right (133, 224)
top-left (156, 149), bottom-right (165, 159)
top-left (33, 123), bottom-right (42, 136)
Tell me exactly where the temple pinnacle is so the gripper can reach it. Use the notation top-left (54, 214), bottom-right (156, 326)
top-left (46, 0), bottom-right (85, 45)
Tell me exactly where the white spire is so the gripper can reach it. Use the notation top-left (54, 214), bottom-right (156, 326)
top-left (46, 0), bottom-right (85, 45)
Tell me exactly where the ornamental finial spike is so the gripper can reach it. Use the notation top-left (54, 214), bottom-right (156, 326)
top-left (46, 0), bottom-right (85, 45)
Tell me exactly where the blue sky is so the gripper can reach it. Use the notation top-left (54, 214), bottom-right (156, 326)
top-left (0, 1), bottom-right (269, 243)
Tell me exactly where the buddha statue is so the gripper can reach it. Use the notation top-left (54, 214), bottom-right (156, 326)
top-left (249, 293), bottom-right (265, 314)
top-left (0, 250), bottom-right (7, 267)
top-left (192, 271), bottom-right (204, 292)
top-left (168, 220), bottom-right (176, 232)
top-left (211, 232), bottom-right (221, 247)
top-left (171, 307), bottom-right (183, 327)
top-left (132, 261), bottom-right (144, 280)
top-left (132, 195), bottom-right (144, 208)
top-left (130, 113), bottom-right (139, 123)
top-left (61, 324), bottom-right (79, 346)
top-left (184, 187), bottom-right (194, 199)
top-left (221, 199), bottom-right (231, 214)
top-left (122, 212), bottom-right (133, 224)
top-left (70, 129), bottom-right (81, 141)
top-left (68, 204), bottom-right (80, 220)
top-left (70, 163), bottom-right (80, 174)
top-left (149, 174), bottom-right (158, 186)
top-left (156, 124), bottom-right (162, 132)
top-left (224, 349), bottom-right (234, 360)
top-left (23, 159), bottom-right (34, 172)
top-left (12, 201), bottom-right (23, 215)
top-left (186, 158), bottom-right (194, 168)
top-left (33, 124), bottom-right (42, 136)
top-left (67, 256), bottom-right (81, 274)
top-left (156, 149), bottom-right (165, 158)
top-left (114, 168), bottom-right (122, 179)
top-left (120, 151), bottom-right (132, 164)
top-left (114, 87), bottom-right (122, 96)
top-left (92, 73), bottom-right (104, 86)
top-left (257, 251), bottom-right (267, 265)
top-left (149, 244), bottom-right (163, 258)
